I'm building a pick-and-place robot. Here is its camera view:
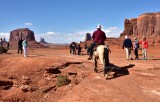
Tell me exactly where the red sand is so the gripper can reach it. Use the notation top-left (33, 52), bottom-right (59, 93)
top-left (0, 45), bottom-right (160, 102)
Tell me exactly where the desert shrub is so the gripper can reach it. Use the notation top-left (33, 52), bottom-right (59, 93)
top-left (0, 46), bottom-right (8, 53)
top-left (56, 76), bottom-right (71, 87)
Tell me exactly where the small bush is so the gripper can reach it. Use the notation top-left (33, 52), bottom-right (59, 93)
top-left (0, 47), bottom-right (8, 53)
top-left (56, 76), bottom-right (71, 87)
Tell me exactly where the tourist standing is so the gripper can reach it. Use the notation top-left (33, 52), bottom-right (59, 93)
top-left (139, 36), bottom-right (148, 60)
top-left (17, 38), bottom-right (23, 54)
top-left (87, 24), bottom-right (107, 60)
top-left (133, 37), bottom-right (139, 59)
top-left (72, 44), bottom-right (76, 55)
top-left (77, 44), bottom-right (81, 55)
top-left (122, 36), bottom-right (133, 60)
top-left (69, 43), bottom-right (73, 53)
top-left (0, 38), bottom-right (3, 54)
top-left (22, 38), bottom-right (28, 57)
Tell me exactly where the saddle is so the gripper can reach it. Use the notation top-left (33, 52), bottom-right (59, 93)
top-left (93, 44), bottom-right (111, 53)
top-left (93, 43), bottom-right (105, 51)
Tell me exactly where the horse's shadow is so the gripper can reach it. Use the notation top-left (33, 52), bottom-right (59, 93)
top-left (97, 64), bottom-right (135, 79)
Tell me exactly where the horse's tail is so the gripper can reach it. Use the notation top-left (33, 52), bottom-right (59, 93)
top-left (103, 47), bottom-right (109, 67)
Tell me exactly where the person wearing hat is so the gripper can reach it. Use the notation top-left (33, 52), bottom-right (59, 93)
top-left (133, 37), bottom-right (139, 59)
top-left (87, 24), bottom-right (107, 60)
top-left (122, 35), bottom-right (133, 60)
top-left (139, 36), bottom-right (148, 60)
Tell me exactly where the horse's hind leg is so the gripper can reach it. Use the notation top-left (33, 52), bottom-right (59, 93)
top-left (103, 48), bottom-right (110, 79)
top-left (94, 58), bottom-right (98, 72)
top-left (104, 66), bottom-right (110, 79)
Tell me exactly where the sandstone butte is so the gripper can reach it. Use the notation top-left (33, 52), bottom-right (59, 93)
top-left (120, 12), bottom-right (160, 46)
top-left (9, 28), bottom-right (46, 49)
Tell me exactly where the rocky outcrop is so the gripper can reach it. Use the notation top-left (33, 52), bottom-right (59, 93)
top-left (9, 28), bottom-right (46, 49)
top-left (120, 12), bottom-right (160, 46)
top-left (39, 38), bottom-right (48, 44)
top-left (85, 33), bottom-right (92, 41)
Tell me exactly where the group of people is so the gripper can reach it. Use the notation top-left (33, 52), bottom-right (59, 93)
top-left (69, 42), bottom-right (82, 55)
top-left (122, 35), bottom-right (148, 60)
top-left (81, 24), bottom-right (149, 61)
top-left (17, 38), bottom-right (28, 57)
top-left (0, 37), bottom-right (28, 57)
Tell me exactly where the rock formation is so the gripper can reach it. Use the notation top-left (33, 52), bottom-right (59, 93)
top-left (120, 12), bottom-right (160, 45)
top-left (121, 12), bottom-right (160, 37)
top-left (9, 28), bottom-right (46, 49)
top-left (85, 33), bottom-right (92, 41)
top-left (1, 38), bottom-right (9, 49)
top-left (39, 38), bottom-right (47, 44)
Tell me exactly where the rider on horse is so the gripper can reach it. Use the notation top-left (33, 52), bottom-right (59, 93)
top-left (87, 24), bottom-right (107, 60)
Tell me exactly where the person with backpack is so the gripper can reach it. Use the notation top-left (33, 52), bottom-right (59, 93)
top-left (133, 37), bottom-right (139, 59)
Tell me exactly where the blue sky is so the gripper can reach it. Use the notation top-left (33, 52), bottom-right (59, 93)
top-left (0, 0), bottom-right (160, 43)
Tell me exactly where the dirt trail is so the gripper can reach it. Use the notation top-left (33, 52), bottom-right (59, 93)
top-left (0, 46), bottom-right (160, 102)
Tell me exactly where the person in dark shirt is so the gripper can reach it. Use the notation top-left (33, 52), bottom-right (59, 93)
top-left (17, 38), bottom-right (23, 54)
top-left (72, 44), bottom-right (77, 55)
top-left (77, 44), bottom-right (81, 55)
top-left (69, 43), bottom-right (73, 53)
top-left (122, 36), bottom-right (133, 60)
top-left (87, 24), bottom-right (107, 60)
top-left (133, 37), bottom-right (139, 59)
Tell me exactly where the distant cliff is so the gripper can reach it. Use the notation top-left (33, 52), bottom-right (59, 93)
top-left (120, 12), bottom-right (160, 45)
top-left (121, 12), bottom-right (160, 37)
top-left (39, 37), bottom-right (48, 44)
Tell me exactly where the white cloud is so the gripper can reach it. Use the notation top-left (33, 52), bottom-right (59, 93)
top-left (35, 32), bottom-right (59, 43)
top-left (0, 32), bottom-right (10, 41)
top-left (35, 26), bottom-right (122, 43)
top-left (104, 27), bottom-right (122, 38)
top-left (36, 31), bottom-right (89, 44)
top-left (24, 22), bottom-right (33, 26)
top-left (42, 32), bottom-right (57, 37)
